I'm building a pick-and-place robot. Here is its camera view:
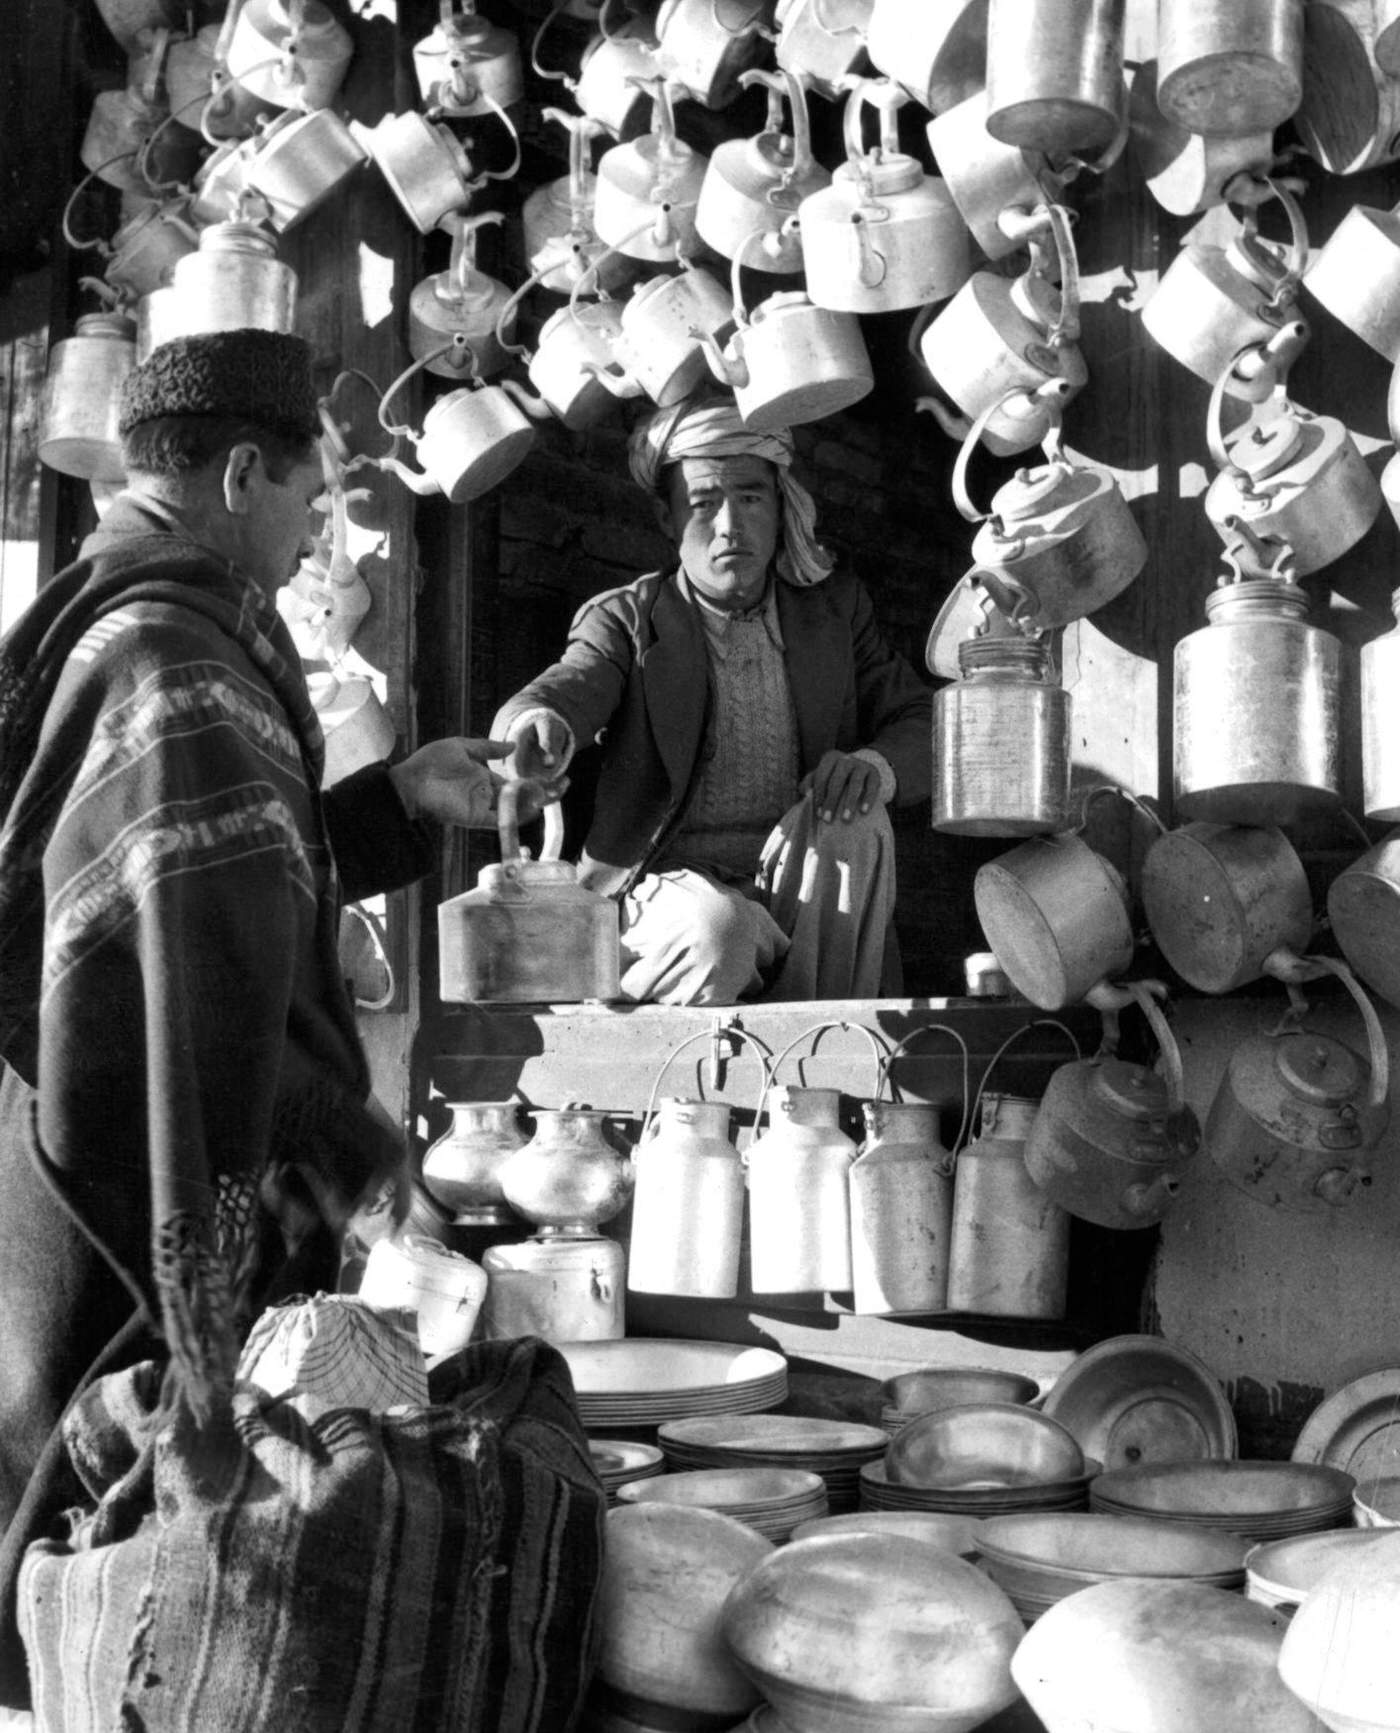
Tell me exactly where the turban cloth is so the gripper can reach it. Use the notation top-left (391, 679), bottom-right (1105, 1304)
top-left (119, 328), bottom-right (320, 445)
top-left (627, 396), bottom-right (834, 588)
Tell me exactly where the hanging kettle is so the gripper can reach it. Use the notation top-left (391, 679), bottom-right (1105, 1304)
top-left (1140, 178), bottom-right (1308, 397)
top-left (926, 88), bottom-right (1067, 262)
top-left (865, 0), bottom-right (988, 114)
top-left (917, 205), bottom-right (1088, 458)
top-left (798, 74), bottom-right (971, 316)
top-left (1127, 58), bottom-right (1275, 218)
top-left (412, 0), bottom-right (523, 118)
top-left (700, 227), bottom-right (874, 431)
top-left (1173, 527), bottom-right (1341, 826)
top-left (409, 210), bottom-right (515, 380)
top-left (1206, 966), bottom-right (1390, 1212)
top-left (652, 0), bottom-right (771, 110)
top-left (494, 264), bottom-right (639, 431)
top-left (521, 108), bottom-right (632, 297)
top-left (582, 254), bottom-right (736, 408)
top-left (1024, 982), bottom-right (1200, 1230)
top-left (61, 169), bottom-right (198, 302)
top-left (350, 109), bottom-right (479, 234)
top-left (38, 302), bottom-right (137, 484)
top-left (593, 76), bottom-right (707, 262)
top-left (984, 0), bottom-right (1125, 156)
top-left (1155, 0), bottom-right (1304, 137)
top-left (626, 1024), bottom-right (769, 1299)
top-left (774, 0), bottom-right (873, 101)
top-left (570, 17), bottom-right (659, 138)
top-left (240, 105), bottom-right (369, 232)
top-left (694, 68), bottom-right (830, 271)
top-left (224, 0), bottom-right (355, 111)
top-left (1303, 200), bottom-right (1400, 361)
top-left (1361, 587), bottom-right (1400, 822)
top-left (437, 787), bottom-right (621, 1003)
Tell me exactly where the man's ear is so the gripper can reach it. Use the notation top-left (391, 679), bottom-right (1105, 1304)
top-left (221, 441), bottom-right (261, 516)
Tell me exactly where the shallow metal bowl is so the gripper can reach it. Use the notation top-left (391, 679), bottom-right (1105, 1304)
top-left (1040, 1335), bottom-right (1236, 1470)
top-left (788, 1510), bottom-right (982, 1556)
top-left (885, 1403), bottom-right (1085, 1490)
top-left (882, 1367), bottom-right (1041, 1415)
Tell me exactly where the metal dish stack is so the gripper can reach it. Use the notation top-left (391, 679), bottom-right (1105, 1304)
top-left (1246, 1527), bottom-right (1398, 1616)
top-left (859, 1456), bottom-right (1101, 1518)
top-left (558, 1339), bottom-right (789, 1431)
top-left (1041, 1334), bottom-right (1238, 1469)
top-left (878, 1366), bottom-right (1041, 1438)
top-left (1090, 1461), bottom-right (1357, 1545)
top-left (656, 1415), bottom-right (888, 1514)
top-left (616, 1466), bottom-right (829, 1542)
top-left (588, 1439), bottom-right (667, 1506)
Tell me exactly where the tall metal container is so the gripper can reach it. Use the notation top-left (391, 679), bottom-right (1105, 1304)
top-left (38, 311), bottom-right (136, 483)
top-left (1361, 589), bottom-right (1400, 821)
top-left (746, 1086), bottom-right (856, 1292)
top-left (849, 1101), bottom-right (954, 1314)
top-left (628, 1099), bottom-right (745, 1299)
top-left (946, 1092), bottom-right (1068, 1318)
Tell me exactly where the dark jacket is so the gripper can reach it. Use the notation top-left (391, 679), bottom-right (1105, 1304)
top-left (493, 567), bottom-right (933, 896)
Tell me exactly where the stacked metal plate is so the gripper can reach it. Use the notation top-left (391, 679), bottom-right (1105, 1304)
top-left (1090, 1461), bottom-right (1357, 1545)
top-left (973, 1512), bottom-right (1249, 1623)
top-left (588, 1439), bottom-right (666, 1506)
top-left (859, 1456), bottom-right (1101, 1517)
top-left (558, 1340), bottom-right (788, 1430)
top-left (615, 1466), bottom-right (829, 1542)
top-left (1246, 1527), bottom-right (1399, 1614)
top-left (657, 1415), bottom-right (889, 1514)
top-left (788, 1509), bottom-right (983, 1557)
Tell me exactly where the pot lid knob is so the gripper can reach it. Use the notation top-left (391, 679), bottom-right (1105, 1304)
top-left (1273, 1033), bottom-right (1364, 1106)
top-left (1094, 1057), bottom-right (1171, 1122)
top-left (991, 460), bottom-right (1094, 522)
top-left (1225, 413), bottom-right (1307, 481)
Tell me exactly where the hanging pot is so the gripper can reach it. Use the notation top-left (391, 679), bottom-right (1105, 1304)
top-left (946, 1022), bottom-right (1078, 1320)
top-left (1141, 820), bottom-right (1315, 995)
top-left (1128, 58), bottom-right (1276, 217)
top-left (225, 0), bottom-right (355, 111)
top-left (653, 0), bottom-right (771, 110)
top-left (700, 227), bottom-right (873, 431)
top-left (349, 110), bottom-right (478, 234)
top-left (572, 20), bottom-right (659, 137)
top-left (1304, 201), bottom-right (1400, 360)
top-left (1173, 533), bottom-right (1341, 826)
top-left (499, 1103), bottom-right (634, 1234)
top-left (421, 1100), bottom-right (527, 1227)
top-left (242, 104), bottom-right (368, 232)
top-left (1293, 0), bottom-right (1400, 177)
top-left (496, 271), bottom-right (639, 431)
top-left (38, 308), bottom-right (136, 484)
top-left (521, 107), bottom-right (632, 297)
top-left (413, 0), bottom-right (523, 117)
top-left (695, 68), bottom-right (829, 271)
top-left (952, 390), bottom-right (1147, 621)
top-left (627, 1024), bottom-right (768, 1299)
top-left (1206, 965), bottom-right (1390, 1212)
top-left (584, 258), bottom-right (735, 408)
top-left (1140, 178), bottom-right (1308, 397)
top-left (774, 0), bottom-right (873, 101)
top-left (920, 210), bottom-right (1087, 458)
top-left (798, 74), bottom-right (971, 316)
top-left (984, 0), bottom-right (1125, 156)
top-left (865, 0), bottom-right (988, 113)
top-left (972, 792), bottom-right (1140, 1011)
top-left (1328, 827), bottom-right (1400, 1010)
top-left (593, 77), bottom-right (707, 261)
top-left (1024, 983), bottom-right (1200, 1229)
top-left (849, 1027), bottom-right (968, 1315)
top-left (926, 88), bottom-right (1065, 261)
top-left (165, 220), bottom-right (298, 336)
top-left (1361, 587), bottom-right (1400, 822)
top-left (1204, 369), bottom-right (1383, 576)
top-left (409, 211), bottom-right (515, 380)
top-left (1156, 0), bottom-right (1304, 137)
top-left (933, 631), bottom-right (1073, 839)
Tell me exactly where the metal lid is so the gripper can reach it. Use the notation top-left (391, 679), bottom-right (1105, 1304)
top-left (1224, 414), bottom-right (1309, 482)
top-left (1092, 1056), bottom-right (1173, 1124)
top-left (1274, 1034), bottom-right (1365, 1107)
top-left (990, 461), bottom-right (1096, 523)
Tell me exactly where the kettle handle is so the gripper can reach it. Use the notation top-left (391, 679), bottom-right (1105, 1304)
top-left (1288, 955), bottom-right (1392, 1111)
top-left (951, 379), bottom-right (1075, 525)
top-left (997, 203), bottom-right (1081, 348)
top-left (495, 787), bottom-right (566, 866)
top-left (1232, 172), bottom-right (1311, 308)
top-left (877, 1024), bottom-right (972, 1154)
top-left (1205, 320), bottom-right (1310, 489)
top-left (636, 1023), bottom-right (773, 1150)
top-left (837, 72), bottom-right (908, 169)
top-left (1126, 980), bottom-right (1186, 1119)
top-left (740, 66), bottom-right (819, 188)
top-left (971, 1017), bottom-right (1083, 1136)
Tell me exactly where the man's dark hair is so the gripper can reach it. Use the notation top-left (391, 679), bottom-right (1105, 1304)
top-left (122, 415), bottom-right (315, 482)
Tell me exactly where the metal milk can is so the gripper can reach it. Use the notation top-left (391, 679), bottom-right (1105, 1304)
top-left (1173, 537), bottom-right (1341, 827)
top-left (1206, 967), bottom-right (1390, 1213)
top-left (1024, 984), bottom-right (1200, 1230)
top-left (933, 633), bottom-right (1072, 837)
top-left (437, 795), bottom-right (621, 1003)
top-left (1361, 588), bottom-right (1400, 822)
top-left (629, 1099), bottom-right (747, 1298)
top-left (409, 211), bottom-right (515, 380)
top-left (481, 1234), bottom-right (626, 1340)
top-left (746, 1086), bottom-right (858, 1293)
top-left (38, 308), bottom-right (136, 484)
top-left (946, 1087), bottom-right (1069, 1320)
top-left (848, 1027), bottom-right (969, 1316)
top-left (499, 1105), bottom-right (634, 1234)
top-left (166, 220), bottom-right (298, 336)
top-left (421, 1100), bottom-right (527, 1227)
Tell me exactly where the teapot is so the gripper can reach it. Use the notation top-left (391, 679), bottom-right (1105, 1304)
top-left (694, 68), bottom-right (829, 270)
top-left (798, 75), bottom-right (971, 315)
top-left (224, 0), bottom-right (355, 111)
top-left (700, 227), bottom-right (873, 431)
top-left (1025, 982), bottom-right (1200, 1230)
top-left (62, 171), bottom-right (198, 301)
top-left (412, 0), bottom-right (522, 117)
top-left (241, 105), bottom-right (368, 232)
top-left (865, 0), bottom-right (987, 113)
top-left (583, 256), bottom-right (736, 408)
top-left (409, 211), bottom-right (515, 380)
top-left (494, 255), bottom-right (642, 430)
top-left (1206, 966), bottom-right (1390, 1213)
top-left (80, 37), bottom-right (172, 194)
top-left (951, 386), bottom-right (1146, 627)
top-left (571, 18), bottom-right (660, 136)
top-left (652, 0), bottom-right (771, 110)
top-left (350, 110), bottom-right (479, 234)
top-left (985, 0), bottom-right (1125, 155)
top-left (521, 108), bottom-right (632, 296)
top-left (918, 205), bottom-right (1087, 457)
top-left (926, 87), bottom-right (1067, 261)
top-left (38, 300), bottom-right (136, 484)
top-left (1140, 177), bottom-right (1308, 396)
top-left (374, 336), bottom-right (539, 505)
top-left (593, 76), bottom-right (707, 262)
top-left (774, 0), bottom-right (873, 100)
top-left (1127, 58), bottom-right (1276, 218)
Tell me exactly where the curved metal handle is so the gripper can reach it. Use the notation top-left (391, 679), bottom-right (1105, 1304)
top-left (62, 158), bottom-right (130, 254)
top-left (838, 71), bottom-right (907, 167)
top-left (740, 66), bottom-right (818, 186)
top-left (1308, 956), bottom-right (1390, 1111)
top-left (629, 72), bottom-right (683, 162)
top-left (997, 205), bottom-right (1080, 345)
top-left (951, 379), bottom-right (1073, 524)
top-left (638, 1023), bottom-right (773, 1150)
top-left (971, 1017), bottom-right (1084, 1131)
top-left (877, 1024), bottom-right (973, 1153)
top-left (1205, 322), bottom-right (1309, 484)
top-left (531, 5), bottom-right (575, 82)
top-left (1126, 980), bottom-right (1185, 1118)
top-left (495, 256), bottom-right (560, 360)
top-left (752, 1018), bottom-right (890, 1132)
top-left (377, 335), bottom-right (477, 439)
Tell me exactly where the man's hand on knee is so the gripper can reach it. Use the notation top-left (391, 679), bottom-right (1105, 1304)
top-left (801, 750), bottom-right (884, 824)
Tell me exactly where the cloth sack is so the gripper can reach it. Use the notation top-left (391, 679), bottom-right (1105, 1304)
top-left (17, 1336), bottom-right (605, 1732)
top-left (235, 1293), bottom-right (429, 1418)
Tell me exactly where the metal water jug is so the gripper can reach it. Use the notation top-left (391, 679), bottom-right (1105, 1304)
top-left (946, 1090), bottom-right (1068, 1318)
top-left (499, 1105), bottom-right (634, 1235)
top-left (38, 310), bottom-right (136, 483)
top-left (481, 1234), bottom-right (626, 1340)
top-left (421, 1100), bottom-right (527, 1227)
top-left (437, 796), bottom-right (621, 1003)
top-left (933, 634), bottom-right (1072, 837)
top-left (746, 1086), bottom-right (857, 1293)
top-left (1173, 545), bottom-right (1341, 827)
top-left (1362, 588), bottom-right (1400, 821)
top-left (165, 220), bottom-right (298, 337)
top-left (629, 1099), bottom-right (746, 1298)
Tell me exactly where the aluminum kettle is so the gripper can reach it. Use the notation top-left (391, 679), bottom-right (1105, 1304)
top-left (774, 0), bottom-right (873, 100)
top-left (408, 211), bottom-right (515, 380)
top-left (593, 76), bottom-right (707, 262)
top-left (694, 68), bottom-right (829, 271)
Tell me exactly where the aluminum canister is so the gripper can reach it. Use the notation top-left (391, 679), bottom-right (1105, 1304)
top-left (628, 1099), bottom-right (745, 1299)
top-left (746, 1086), bottom-right (856, 1293)
top-left (38, 311), bottom-right (136, 483)
top-left (166, 221), bottom-right (298, 336)
top-left (850, 1101), bottom-right (954, 1315)
top-left (933, 635), bottom-right (1072, 837)
top-left (1362, 589), bottom-right (1400, 821)
top-left (1173, 575), bottom-right (1341, 826)
top-left (946, 1092), bottom-right (1067, 1319)
top-left (481, 1233), bottom-right (625, 1341)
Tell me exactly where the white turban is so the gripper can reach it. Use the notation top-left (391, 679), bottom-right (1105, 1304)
top-left (627, 396), bottom-right (834, 588)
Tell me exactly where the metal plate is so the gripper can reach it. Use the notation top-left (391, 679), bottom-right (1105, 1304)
top-left (1042, 1334), bottom-right (1237, 1469)
top-left (1291, 1369), bottom-right (1400, 1481)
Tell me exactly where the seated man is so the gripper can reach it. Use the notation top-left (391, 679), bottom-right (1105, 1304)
top-left (495, 393), bottom-right (934, 1006)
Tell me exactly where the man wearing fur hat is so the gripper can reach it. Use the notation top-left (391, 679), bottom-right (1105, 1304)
top-left (0, 329), bottom-right (559, 1709)
top-left (495, 393), bottom-right (933, 1006)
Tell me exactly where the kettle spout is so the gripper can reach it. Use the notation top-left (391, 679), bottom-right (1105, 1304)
top-left (699, 326), bottom-right (747, 389)
top-left (499, 378), bottom-right (556, 421)
top-left (374, 454), bottom-right (442, 497)
top-left (1122, 1172), bottom-right (1181, 1220)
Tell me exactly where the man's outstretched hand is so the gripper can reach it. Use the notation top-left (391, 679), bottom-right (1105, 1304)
top-left (390, 737), bottom-right (568, 829)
